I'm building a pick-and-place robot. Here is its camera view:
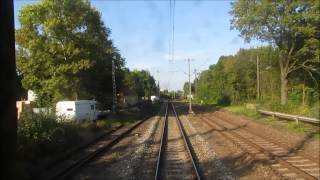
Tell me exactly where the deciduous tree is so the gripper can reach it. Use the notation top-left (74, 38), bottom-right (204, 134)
top-left (231, 0), bottom-right (320, 104)
top-left (16, 0), bottom-right (123, 106)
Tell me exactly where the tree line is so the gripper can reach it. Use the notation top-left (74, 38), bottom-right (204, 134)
top-left (189, 0), bottom-right (319, 116)
top-left (16, 0), bottom-right (157, 108)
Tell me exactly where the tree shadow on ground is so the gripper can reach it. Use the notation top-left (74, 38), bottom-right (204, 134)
top-left (68, 101), bottom-right (318, 179)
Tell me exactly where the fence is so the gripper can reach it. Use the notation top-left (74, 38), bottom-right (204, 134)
top-left (257, 109), bottom-right (320, 125)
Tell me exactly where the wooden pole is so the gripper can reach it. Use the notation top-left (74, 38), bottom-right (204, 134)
top-left (257, 55), bottom-right (260, 100)
top-left (187, 59), bottom-right (193, 113)
top-left (194, 69), bottom-right (197, 98)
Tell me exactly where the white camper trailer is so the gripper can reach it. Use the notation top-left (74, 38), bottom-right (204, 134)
top-left (56, 100), bottom-right (97, 122)
top-left (150, 95), bottom-right (159, 103)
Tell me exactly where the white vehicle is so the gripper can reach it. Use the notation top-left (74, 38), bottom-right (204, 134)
top-left (150, 95), bottom-right (159, 102)
top-left (56, 100), bottom-right (97, 122)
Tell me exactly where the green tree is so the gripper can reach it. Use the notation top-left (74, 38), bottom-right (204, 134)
top-left (183, 82), bottom-right (194, 98)
top-left (16, 0), bottom-right (122, 106)
top-left (195, 46), bottom-right (280, 105)
top-left (123, 70), bottom-right (157, 99)
top-left (231, 0), bottom-right (320, 104)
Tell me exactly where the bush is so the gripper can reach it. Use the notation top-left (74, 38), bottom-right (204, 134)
top-left (17, 111), bottom-right (80, 161)
top-left (217, 94), bottom-right (231, 106)
top-left (259, 100), bottom-right (319, 118)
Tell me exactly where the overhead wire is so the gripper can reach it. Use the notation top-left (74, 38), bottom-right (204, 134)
top-left (196, 58), bottom-right (213, 71)
top-left (167, 0), bottom-right (189, 91)
top-left (169, 0), bottom-right (172, 63)
top-left (165, 0), bottom-right (172, 91)
top-left (168, 0), bottom-right (187, 75)
top-left (167, 0), bottom-right (175, 90)
top-left (171, 0), bottom-right (175, 63)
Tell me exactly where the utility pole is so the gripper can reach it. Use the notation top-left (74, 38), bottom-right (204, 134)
top-left (156, 70), bottom-right (160, 98)
top-left (112, 56), bottom-right (117, 113)
top-left (256, 55), bottom-right (260, 100)
top-left (158, 80), bottom-right (160, 98)
top-left (194, 69), bottom-right (197, 98)
top-left (187, 59), bottom-right (194, 114)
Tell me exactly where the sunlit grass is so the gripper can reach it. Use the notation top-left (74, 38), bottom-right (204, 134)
top-left (223, 104), bottom-right (320, 139)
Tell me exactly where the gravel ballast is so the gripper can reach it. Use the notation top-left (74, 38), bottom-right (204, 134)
top-left (180, 114), bottom-right (234, 180)
top-left (72, 115), bottom-right (161, 180)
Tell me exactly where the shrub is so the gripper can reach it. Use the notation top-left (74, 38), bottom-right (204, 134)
top-left (259, 100), bottom-right (319, 118)
top-left (217, 94), bottom-right (231, 106)
top-left (17, 111), bottom-right (80, 161)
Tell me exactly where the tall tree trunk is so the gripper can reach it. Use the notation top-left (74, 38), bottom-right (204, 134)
top-left (280, 73), bottom-right (288, 105)
top-left (270, 77), bottom-right (274, 101)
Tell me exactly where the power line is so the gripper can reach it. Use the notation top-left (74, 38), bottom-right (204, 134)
top-left (166, 70), bottom-right (180, 91)
top-left (170, 61), bottom-right (188, 75)
top-left (172, 0), bottom-right (175, 63)
top-left (169, 0), bottom-right (172, 63)
top-left (168, 0), bottom-right (175, 63)
top-left (196, 58), bottom-right (213, 70)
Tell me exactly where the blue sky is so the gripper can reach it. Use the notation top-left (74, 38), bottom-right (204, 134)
top-left (14, 0), bottom-right (262, 91)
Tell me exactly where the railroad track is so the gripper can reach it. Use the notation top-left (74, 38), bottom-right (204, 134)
top-left (155, 102), bottom-right (201, 180)
top-left (208, 112), bottom-right (319, 163)
top-left (36, 103), bottom-right (166, 180)
top-left (197, 114), bottom-right (320, 180)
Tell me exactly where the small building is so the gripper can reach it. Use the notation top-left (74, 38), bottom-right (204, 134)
top-left (16, 90), bottom-right (37, 120)
top-left (186, 94), bottom-right (193, 100)
top-left (150, 95), bottom-right (159, 103)
top-left (56, 100), bottom-right (97, 122)
top-left (16, 100), bottom-right (32, 120)
top-left (119, 89), bottom-right (139, 108)
top-left (27, 90), bottom-right (37, 101)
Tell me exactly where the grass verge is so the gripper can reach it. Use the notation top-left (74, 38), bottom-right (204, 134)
top-left (223, 104), bottom-right (320, 139)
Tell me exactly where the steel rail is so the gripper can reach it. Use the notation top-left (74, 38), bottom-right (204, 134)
top-left (209, 116), bottom-right (318, 180)
top-left (205, 112), bottom-right (320, 165)
top-left (198, 114), bottom-right (318, 180)
top-left (171, 102), bottom-right (201, 180)
top-left (154, 102), bottom-right (169, 180)
top-left (35, 125), bottom-right (124, 180)
top-left (44, 103), bottom-right (166, 180)
top-left (46, 125), bottom-right (123, 168)
top-left (52, 119), bottom-right (150, 180)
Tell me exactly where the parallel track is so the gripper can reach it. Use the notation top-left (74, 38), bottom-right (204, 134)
top-left (210, 111), bottom-right (319, 163)
top-left (36, 104), bottom-right (165, 180)
top-left (197, 114), bottom-right (319, 180)
top-left (155, 102), bottom-right (201, 180)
